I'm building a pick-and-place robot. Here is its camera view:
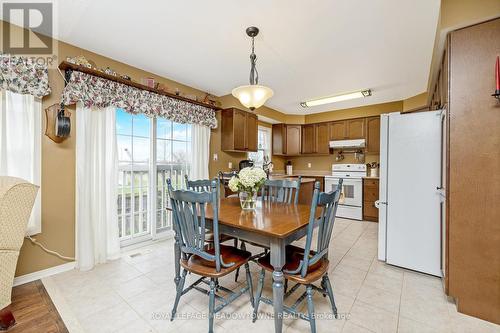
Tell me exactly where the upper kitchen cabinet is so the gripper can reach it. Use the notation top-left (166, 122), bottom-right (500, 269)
top-left (221, 108), bottom-right (258, 152)
top-left (272, 123), bottom-right (286, 155)
top-left (272, 124), bottom-right (301, 156)
top-left (302, 123), bottom-right (329, 154)
top-left (316, 122), bottom-right (330, 154)
top-left (329, 121), bottom-right (346, 140)
top-left (301, 124), bottom-right (316, 154)
top-left (366, 116), bottom-right (380, 153)
top-left (329, 118), bottom-right (365, 140)
top-left (346, 118), bottom-right (366, 139)
top-left (286, 125), bottom-right (302, 156)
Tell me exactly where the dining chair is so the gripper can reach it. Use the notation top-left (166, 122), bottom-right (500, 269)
top-left (184, 175), bottom-right (237, 247)
top-left (252, 180), bottom-right (343, 333)
top-left (261, 176), bottom-right (302, 204)
top-left (235, 177), bottom-right (302, 282)
top-left (217, 171), bottom-right (238, 198)
top-left (168, 179), bottom-right (254, 333)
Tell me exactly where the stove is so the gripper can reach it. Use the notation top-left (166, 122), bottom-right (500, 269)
top-left (324, 164), bottom-right (367, 220)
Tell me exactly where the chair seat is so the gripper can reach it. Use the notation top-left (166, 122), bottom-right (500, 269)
top-left (205, 233), bottom-right (235, 244)
top-left (257, 245), bottom-right (329, 284)
top-left (181, 245), bottom-right (252, 278)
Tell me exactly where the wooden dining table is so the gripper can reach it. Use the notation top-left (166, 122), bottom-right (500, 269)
top-left (173, 197), bottom-right (317, 333)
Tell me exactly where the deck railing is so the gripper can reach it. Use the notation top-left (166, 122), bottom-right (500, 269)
top-left (117, 163), bottom-right (189, 240)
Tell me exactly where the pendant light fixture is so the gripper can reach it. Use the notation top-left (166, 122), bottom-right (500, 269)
top-left (232, 26), bottom-right (273, 110)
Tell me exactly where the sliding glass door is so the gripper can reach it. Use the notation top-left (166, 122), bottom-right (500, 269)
top-left (116, 109), bottom-right (191, 246)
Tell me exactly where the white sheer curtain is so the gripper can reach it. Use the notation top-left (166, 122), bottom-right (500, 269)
top-left (76, 103), bottom-right (120, 271)
top-left (190, 124), bottom-right (211, 180)
top-left (0, 90), bottom-right (41, 235)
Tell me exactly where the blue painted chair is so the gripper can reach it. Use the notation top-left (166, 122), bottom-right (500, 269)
top-left (235, 177), bottom-right (302, 282)
top-left (168, 179), bottom-right (254, 333)
top-left (184, 175), bottom-right (237, 247)
top-left (252, 179), bottom-right (343, 333)
top-left (261, 177), bottom-right (302, 204)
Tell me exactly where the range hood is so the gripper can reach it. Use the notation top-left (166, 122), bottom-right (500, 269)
top-left (329, 139), bottom-right (366, 149)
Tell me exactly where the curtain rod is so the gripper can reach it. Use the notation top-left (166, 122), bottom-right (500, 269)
top-left (58, 61), bottom-right (222, 111)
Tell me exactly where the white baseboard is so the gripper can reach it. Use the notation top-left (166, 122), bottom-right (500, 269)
top-left (13, 261), bottom-right (75, 287)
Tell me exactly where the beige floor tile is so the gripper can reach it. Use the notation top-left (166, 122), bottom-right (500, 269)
top-left (356, 284), bottom-right (401, 314)
top-left (47, 222), bottom-right (500, 333)
top-left (338, 254), bottom-right (374, 271)
top-left (348, 300), bottom-right (398, 333)
top-left (79, 301), bottom-right (141, 333)
top-left (110, 275), bottom-right (157, 300)
top-left (342, 321), bottom-right (375, 333)
top-left (397, 316), bottom-right (444, 333)
top-left (362, 271), bottom-right (403, 296)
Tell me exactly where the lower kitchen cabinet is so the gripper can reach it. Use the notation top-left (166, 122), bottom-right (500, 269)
top-left (363, 178), bottom-right (379, 222)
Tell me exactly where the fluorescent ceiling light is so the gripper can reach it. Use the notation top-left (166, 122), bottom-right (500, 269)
top-left (301, 89), bottom-right (371, 107)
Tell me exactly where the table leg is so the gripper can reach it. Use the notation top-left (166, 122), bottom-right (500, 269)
top-left (270, 239), bottom-right (285, 333)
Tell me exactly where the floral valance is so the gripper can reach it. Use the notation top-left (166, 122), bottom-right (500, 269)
top-left (0, 54), bottom-right (51, 98)
top-left (61, 71), bottom-right (218, 129)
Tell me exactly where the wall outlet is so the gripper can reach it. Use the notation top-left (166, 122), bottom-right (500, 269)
top-left (307, 163), bottom-right (312, 168)
top-left (228, 162), bottom-right (233, 169)
top-left (213, 153), bottom-right (218, 161)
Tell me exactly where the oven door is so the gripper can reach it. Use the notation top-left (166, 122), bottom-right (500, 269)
top-left (326, 177), bottom-right (362, 207)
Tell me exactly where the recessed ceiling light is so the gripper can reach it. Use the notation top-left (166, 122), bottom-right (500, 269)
top-left (300, 89), bottom-right (372, 108)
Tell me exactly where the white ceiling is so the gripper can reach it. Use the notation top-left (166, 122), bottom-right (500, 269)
top-left (51, 0), bottom-right (439, 114)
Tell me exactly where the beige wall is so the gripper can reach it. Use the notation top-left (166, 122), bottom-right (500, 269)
top-left (1, 21), bottom-right (233, 276)
top-left (402, 92), bottom-right (428, 112)
top-left (427, 0), bottom-right (500, 94)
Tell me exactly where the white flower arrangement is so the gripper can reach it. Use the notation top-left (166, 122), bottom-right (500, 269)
top-left (228, 167), bottom-right (267, 194)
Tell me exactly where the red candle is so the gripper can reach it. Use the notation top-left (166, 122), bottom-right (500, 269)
top-left (496, 56), bottom-right (500, 91)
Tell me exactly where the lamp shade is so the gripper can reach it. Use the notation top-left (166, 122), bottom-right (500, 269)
top-left (231, 84), bottom-right (274, 110)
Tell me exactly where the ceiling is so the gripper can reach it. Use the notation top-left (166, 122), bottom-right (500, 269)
top-left (44, 1), bottom-right (440, 114)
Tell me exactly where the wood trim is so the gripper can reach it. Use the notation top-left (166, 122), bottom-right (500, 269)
top-left (58, 61), bottom-right (221, 110)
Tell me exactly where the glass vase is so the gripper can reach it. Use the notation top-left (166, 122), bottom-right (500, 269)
top-left (239, 191), bottom-right (257, 210)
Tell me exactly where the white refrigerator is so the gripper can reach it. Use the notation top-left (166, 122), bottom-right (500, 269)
top-left (377, 111), bottom-right (444, 277)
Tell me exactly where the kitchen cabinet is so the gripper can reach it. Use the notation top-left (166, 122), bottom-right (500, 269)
top-left (316, 122), bottom-right (330, 154)
top-left (272, 123), bottom-right (286, 155)
top-left (301, 124), bottom-right (316, 154)
top-left (286, 125), bottom-right (302, 156)
top-left (329, 121), bottom-right (346, 140)
top-left (366, 116), bottom-right (380, 153)
top-left (329, 119), bottom-right (365, 140)
top-left (272, 124), bottom-right (301, 156)
top-left (346, 118), bottom-right (366, 139)
top-left (221, 108), bottom-right (258, 152)
top-left (363, 178), bottom-right (379, 222)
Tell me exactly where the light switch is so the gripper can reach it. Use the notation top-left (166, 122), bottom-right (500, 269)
top-left (213, 153), bottom-right (218, 161)
top-left (307, 163), bottom-right (312, 168)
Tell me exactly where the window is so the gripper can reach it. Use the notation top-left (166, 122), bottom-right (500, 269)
top-left (116, 109), bottom-right (192, 244)
top-left (116, 110), bottom-right (151, 241)
top-left (248, 126), bottom-right (271, 167)
top-left (0, 90), bottom-right (42, 235)
top-left (156, 119), bottom-right (191, 232)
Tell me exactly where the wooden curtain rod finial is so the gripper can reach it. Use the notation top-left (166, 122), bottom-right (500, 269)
top-left (45, 103), bottom-right (71, 143)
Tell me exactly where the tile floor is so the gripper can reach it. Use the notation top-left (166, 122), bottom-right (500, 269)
top-left (42, 219), bottom-right (500, 333)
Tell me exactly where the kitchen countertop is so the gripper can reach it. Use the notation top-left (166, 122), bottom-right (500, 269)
top-left (271, 171), bottom-right (331, 178)
top-left (363, 176), bottom-right (380, 179)
top-left (269, 175), bottom-right (317, 183)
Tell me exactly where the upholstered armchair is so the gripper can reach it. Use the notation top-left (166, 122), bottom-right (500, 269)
top-left (0, 177), bottom-right (39, 330)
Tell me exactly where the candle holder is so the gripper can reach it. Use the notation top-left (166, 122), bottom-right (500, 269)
top-left (493, 56), bottom-right (500, 100)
